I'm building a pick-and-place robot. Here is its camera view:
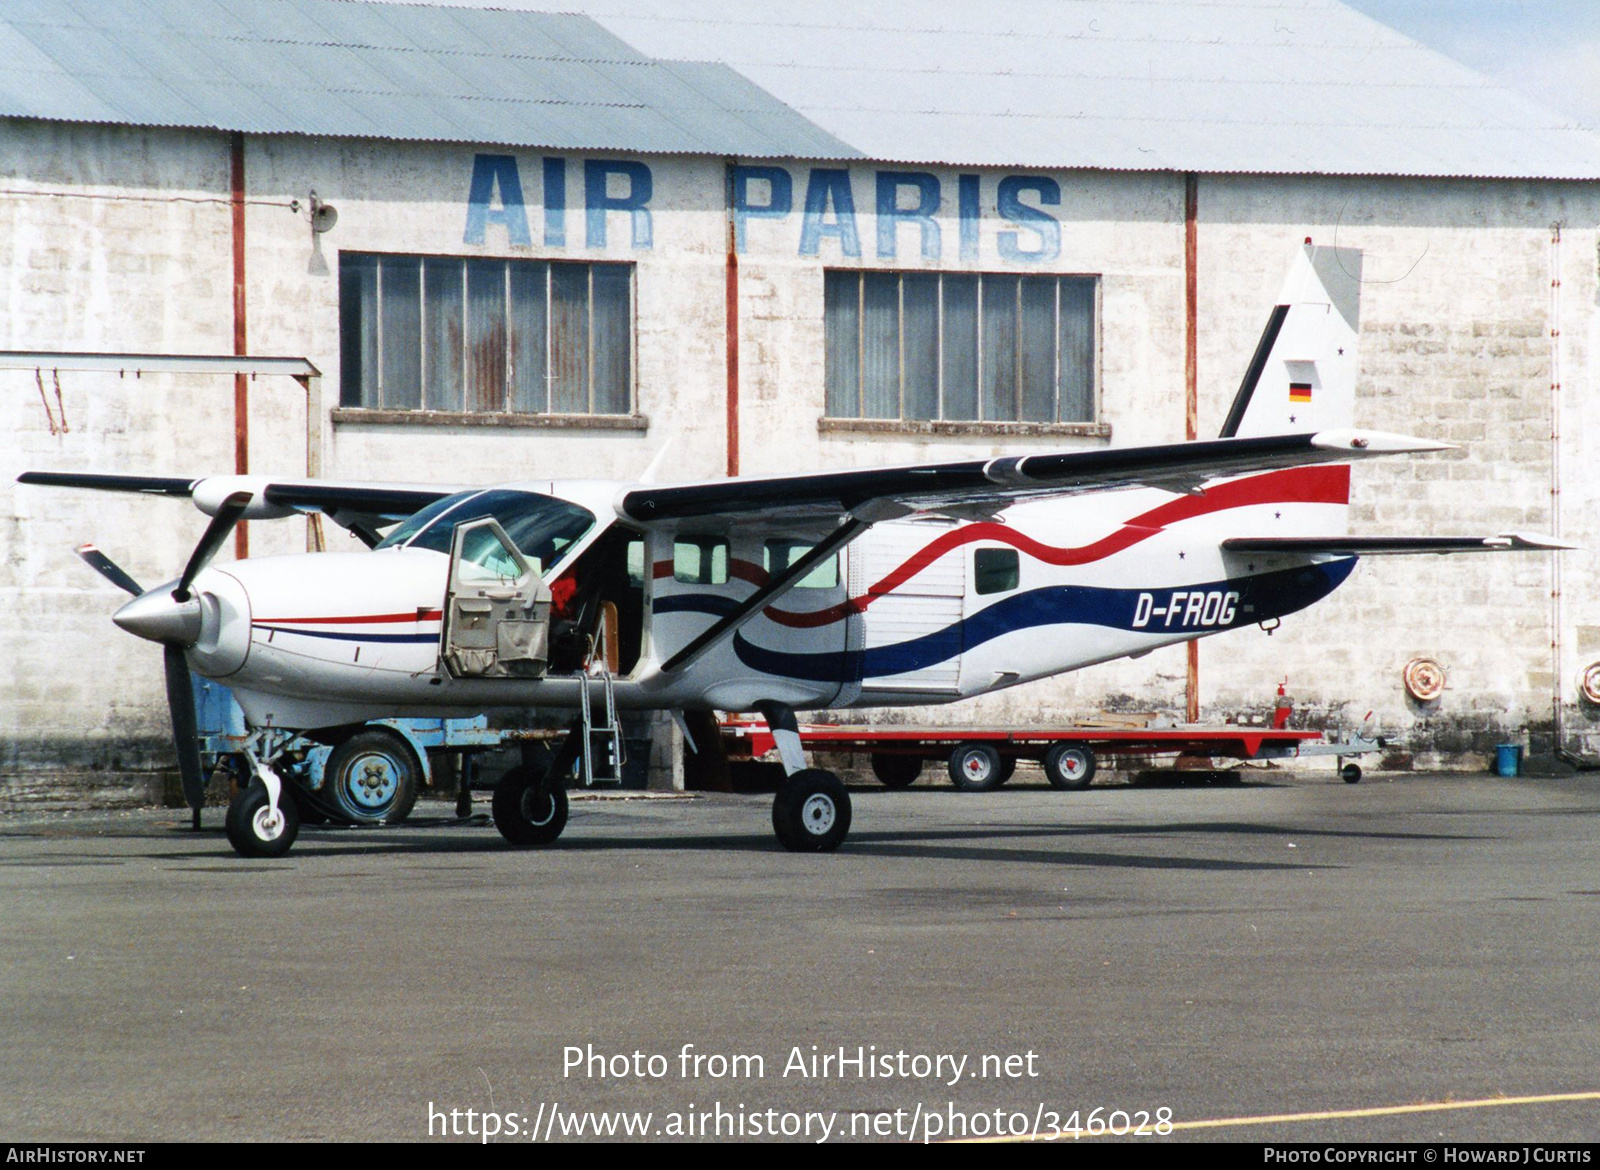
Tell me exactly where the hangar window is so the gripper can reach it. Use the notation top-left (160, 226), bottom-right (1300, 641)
top-left (823, 270), bottom-right (1097, 426)
top-left (339, 254), bottom-right (633, 416)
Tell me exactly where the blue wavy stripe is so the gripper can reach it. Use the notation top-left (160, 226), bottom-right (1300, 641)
top-left (254, 625), bottom-right (439, 645)
top-left (723, 560), bottom-right (1354, 683)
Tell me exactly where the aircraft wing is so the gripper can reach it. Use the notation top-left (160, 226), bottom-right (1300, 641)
top-left (618, 429), bottom-right (1447, 529)
top-left (1222, 533), bottom-right (1579, 555)
top-left (16, 471), bottom-right (457, 525)
top-left (632, 427), bottom-right (1451, 673)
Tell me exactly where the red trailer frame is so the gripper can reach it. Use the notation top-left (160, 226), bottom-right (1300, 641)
top-left (720, 719), bottom-right (1376, 791)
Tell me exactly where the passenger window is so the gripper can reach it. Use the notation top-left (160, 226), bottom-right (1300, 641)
top-left (975, 547), bottom-right (1019, 595)
top-left (764, 539), bottom-right (839, 589)
top-left (674, 536), bottom-right (729, 585)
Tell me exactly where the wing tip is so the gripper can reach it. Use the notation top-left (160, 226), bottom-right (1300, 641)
top-left (1311, 429), bottom-right (1456, 455)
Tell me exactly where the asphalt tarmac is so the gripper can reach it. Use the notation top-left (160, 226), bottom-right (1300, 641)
top-left (2, 768), bottom-right (1598, 1144)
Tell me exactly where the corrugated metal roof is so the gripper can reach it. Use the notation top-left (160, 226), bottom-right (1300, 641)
top-left (491, 0), bottom-right (1600, 179)
top-left (2, 0), bottom-right (1599, 179)
top-left (0, 0), bottom-right (862, 158)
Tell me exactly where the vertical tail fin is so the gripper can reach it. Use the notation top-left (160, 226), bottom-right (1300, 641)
top-left (1220, 241), bottom-right (1363, 438)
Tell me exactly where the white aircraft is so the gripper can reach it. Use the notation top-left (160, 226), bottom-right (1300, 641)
top-left (19, 243), bottom-right (1567, 857)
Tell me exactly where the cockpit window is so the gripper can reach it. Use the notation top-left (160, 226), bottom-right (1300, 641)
top-left (375, 488), bottom-right (596, 575)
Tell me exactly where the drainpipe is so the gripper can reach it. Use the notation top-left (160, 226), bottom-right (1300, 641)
top-left (231, 131), bottom-right (249, 558)
top-left (1184, 173), bottom-right (1200, 724)
top-left (1547, 224), bottom-right (1592, 768)
top-left (723, 161), bottom-right (740, 477)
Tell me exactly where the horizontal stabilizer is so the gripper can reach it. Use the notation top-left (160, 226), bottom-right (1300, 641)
top-left (1223, 533), bottom-right (1579, 556)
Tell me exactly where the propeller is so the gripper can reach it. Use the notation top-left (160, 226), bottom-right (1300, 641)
top-left (163, 644), bottom-right (205, 829)
top-left (174, 492), bottom-right (252, 601)
top-left (78, 491), bottom-right (253, 829)
top-left (76, 543), bottom-right (144, 596)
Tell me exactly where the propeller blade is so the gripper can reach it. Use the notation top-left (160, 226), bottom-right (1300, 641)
top-left (75, 543), bottom-right (144, 596)
top-left (174, 491), bottom-right (251, 602)
top-left (163, 645), bottom-right (205, 830)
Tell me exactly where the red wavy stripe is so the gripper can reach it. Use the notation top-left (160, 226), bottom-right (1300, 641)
top-left (253, 610), bottom-right (442, 625)
top-left (650, 465), bottom-right (1350, 630)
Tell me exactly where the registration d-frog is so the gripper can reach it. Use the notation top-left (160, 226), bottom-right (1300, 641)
top-left (20, 244), bottom-right (1568, 857)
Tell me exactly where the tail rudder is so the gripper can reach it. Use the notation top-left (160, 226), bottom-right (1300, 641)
top-left (1221, 241), bottom-right (1362, 439)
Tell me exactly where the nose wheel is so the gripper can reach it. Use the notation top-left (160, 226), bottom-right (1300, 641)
top-left (225, 779), bottom-right (300, 858)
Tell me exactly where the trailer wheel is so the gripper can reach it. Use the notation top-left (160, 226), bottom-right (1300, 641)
top-left (492, 765), bottom-right (569, 846)
top-left (871, 753), bottom-right (922, 789)
top-left (949, 742), bottom-right (1004, 791)
top-left (995, 756), bottom-right (1018, 786)
top-left (224, 781), bottom-right (299, 858)
top-left (772, 769), bottom-right (851, 852)
top-left (1342, 763), bottom-right (1363, 784)
top-left (1043, 744), bottom-right (1097, 790)
top-left (323, 729), bottom-right (421, 825)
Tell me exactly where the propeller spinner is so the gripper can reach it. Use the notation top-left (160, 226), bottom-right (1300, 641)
top-left (76, 492), bottom-right (253, 829)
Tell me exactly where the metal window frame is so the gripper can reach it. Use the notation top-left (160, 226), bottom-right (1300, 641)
top-left (823, 268), bottom-right (1103, 427)
top-left (343, 250), bottom-right (635, 417)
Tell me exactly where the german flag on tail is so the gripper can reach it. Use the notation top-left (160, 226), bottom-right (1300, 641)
top-left (1289, 382), bottom-right (1313, 403)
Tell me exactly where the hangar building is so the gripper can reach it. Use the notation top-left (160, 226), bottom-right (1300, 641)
top-left (4, 0), bottom-right (1600, 803)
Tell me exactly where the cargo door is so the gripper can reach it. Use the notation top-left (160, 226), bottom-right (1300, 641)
top-left (855, 519), bottom-right (965, 697)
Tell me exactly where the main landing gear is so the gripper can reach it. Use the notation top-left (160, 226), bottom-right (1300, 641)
top-left (492, 729), bottom-right (580, 847)
top-left (759, 703), bottom-right (851, 852)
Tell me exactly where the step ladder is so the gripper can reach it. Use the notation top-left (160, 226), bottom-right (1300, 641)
top-left (578, 614), bottom-right (624, 786)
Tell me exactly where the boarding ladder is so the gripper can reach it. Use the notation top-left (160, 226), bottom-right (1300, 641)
top-left (578, 605), bottom-right (625, 786)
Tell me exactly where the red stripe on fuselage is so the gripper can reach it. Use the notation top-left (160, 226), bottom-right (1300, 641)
top-left (654, 465), bottom-right (1350, 629)
top-left (252, 610), bottom-right (443, 625)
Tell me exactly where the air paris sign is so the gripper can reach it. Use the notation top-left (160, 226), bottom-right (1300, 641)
top-left (464, 154), bottom-right (1064, 262)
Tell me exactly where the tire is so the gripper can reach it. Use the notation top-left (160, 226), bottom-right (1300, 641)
top-left (1342, 763), bottom-right (1363, 785)
top-left (225, 781), bottom-right (300, 858)
top-left (772, 769), bottom-right (851, 852)
top-left (492, 765), bottom-right (570, 846)
top-left (994, 756), bottom-right (1018, 787)
top-left (870, 753), bottom-right (922, 789)
top-left (948, 742), bottom-right (1004, 792)
top-left (322, 729), bottom-right (421, 825)
top-left (1043, 743), bottom-right (1097, 790)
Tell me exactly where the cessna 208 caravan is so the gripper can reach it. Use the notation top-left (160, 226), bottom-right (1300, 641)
top-left (19, 243), bottom-right (1566, 857)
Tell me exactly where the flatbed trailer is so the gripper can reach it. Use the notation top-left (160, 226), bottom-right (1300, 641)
top-left (721, 720), bottom-right (1382, 792)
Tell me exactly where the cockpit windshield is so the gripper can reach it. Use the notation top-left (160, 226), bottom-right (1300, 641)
top-left (375, 488), bottom-right (597, 576)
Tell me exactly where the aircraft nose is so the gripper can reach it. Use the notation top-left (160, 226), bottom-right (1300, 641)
top-left (113, 588), bottom-right (203, 646)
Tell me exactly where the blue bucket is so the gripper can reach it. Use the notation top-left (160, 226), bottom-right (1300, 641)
top-left (1494, 744), bottom-right (1522, 778)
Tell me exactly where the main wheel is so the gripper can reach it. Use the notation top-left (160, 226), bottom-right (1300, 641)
top-left (871, 753), bottom-right (922, 789)
top-left (1342, 763), bottom-right (1363, 784)
top-left (1043, 744), bottom-right (1098, 790)
top-left (492, 765), bottom-right (569, 846)
top-left (948, 742), bottom-right (1004, 791)
top-left (772, 769), bottom-right (851, 852)
top-left (322, 729), bottom-right (421, 825)
top-left (225, 781), bottom-right (300, 858)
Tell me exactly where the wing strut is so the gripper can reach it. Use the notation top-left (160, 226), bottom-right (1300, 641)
top-left (660, 516), bottom-right (870, 674)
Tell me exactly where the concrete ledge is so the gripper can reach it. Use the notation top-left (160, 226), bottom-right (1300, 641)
top-left (332, 408), bottom-right (649, 431)
top-left (819, 417), bottom-right (1111, 439)
top-left (1, 770), bottom-right (170, 813)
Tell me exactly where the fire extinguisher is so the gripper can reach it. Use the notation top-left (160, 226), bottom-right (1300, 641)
top-left (1272, 679), bottom-right (1293, 730)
